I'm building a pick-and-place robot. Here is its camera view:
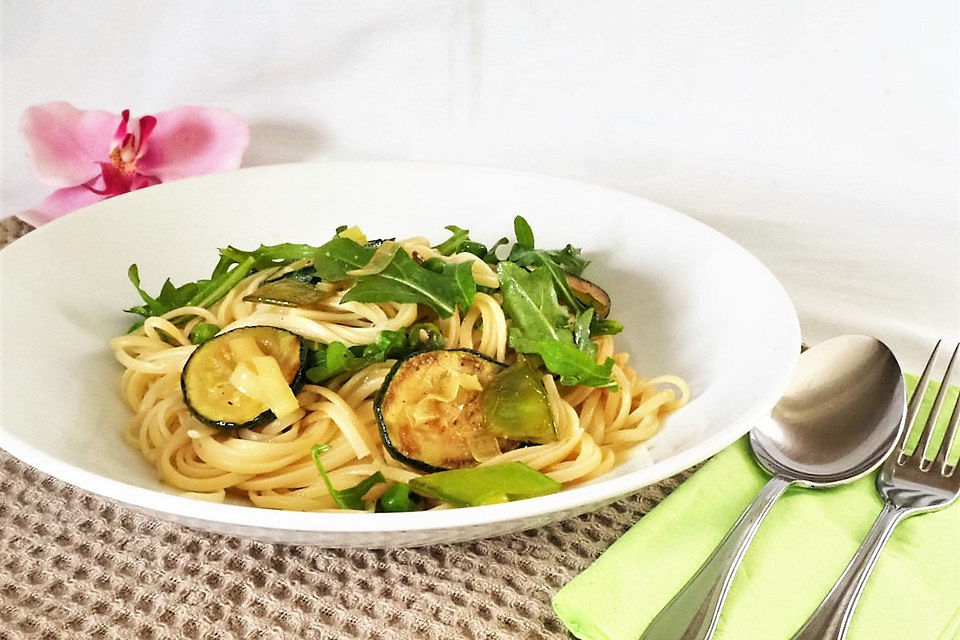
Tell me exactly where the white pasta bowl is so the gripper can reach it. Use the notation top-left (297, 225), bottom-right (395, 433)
top-left (0, 162), bottom-right (799, 547)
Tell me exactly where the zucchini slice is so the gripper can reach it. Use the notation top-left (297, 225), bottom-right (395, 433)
top-left (181, 326), bottom-right (305, 429)
top-left (566, 273), bottom-right (611, 318)
top-left (375, 349), bottom-right (557, 472)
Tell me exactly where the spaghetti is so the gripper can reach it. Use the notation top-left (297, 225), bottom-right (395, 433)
top-left (112, 234), bottom-right (688, 511)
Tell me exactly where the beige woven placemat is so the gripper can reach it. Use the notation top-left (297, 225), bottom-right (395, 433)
top-left (0, 217), bottom-right (694, 640)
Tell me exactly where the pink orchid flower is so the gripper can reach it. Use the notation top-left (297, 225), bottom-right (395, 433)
top-left (20, 102), bottom-right (249, 225)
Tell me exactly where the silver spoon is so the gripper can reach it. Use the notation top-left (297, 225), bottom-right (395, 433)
top-left (639, 335), bottom-right (906, 640)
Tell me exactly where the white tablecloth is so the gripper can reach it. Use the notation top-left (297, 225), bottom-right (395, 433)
top-left (2, 0), bottom-right (957, 370)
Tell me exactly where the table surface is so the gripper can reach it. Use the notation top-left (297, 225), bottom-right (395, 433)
top-left (0, 216), bottom-right (694, 640)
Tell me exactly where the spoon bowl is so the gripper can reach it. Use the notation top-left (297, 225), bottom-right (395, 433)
top-left (751, 335), bottom-right (906, 486)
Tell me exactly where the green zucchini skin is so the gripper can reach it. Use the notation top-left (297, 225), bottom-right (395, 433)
top-left (180, 326), bottom-right (307, 430)
top-left (374, 349), bottom-right (507, 473)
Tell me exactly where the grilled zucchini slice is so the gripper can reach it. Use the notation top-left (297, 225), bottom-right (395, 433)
top-left (375, 350), bottom-right (556, 472)
top-left (181, 326), bottom-right (305, 429)
top-left (566, 273), bottom-right (611, 318)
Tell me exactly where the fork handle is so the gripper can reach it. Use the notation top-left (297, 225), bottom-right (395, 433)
top-left (790, 503), bottom-right (907, 640)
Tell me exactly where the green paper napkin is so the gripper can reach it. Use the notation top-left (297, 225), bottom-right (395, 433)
top-left (553, 375), bottom-right (960, 640)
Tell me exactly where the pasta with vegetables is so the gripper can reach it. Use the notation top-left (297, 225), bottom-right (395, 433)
top-left (112, 217), bottom-right (688, 511)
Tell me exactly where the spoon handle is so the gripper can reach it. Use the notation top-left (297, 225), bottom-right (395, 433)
top-left (789, 503), bottom-right (907, 640)
top-left (639, 475), bottom-right (792, 640)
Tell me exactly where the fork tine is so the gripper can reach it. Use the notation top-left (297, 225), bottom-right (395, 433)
top-left (916, 343), bottom-right (959, 471)
top-left (936, 389), bottom-right (960, 477)
top-left (897, 340), bottom-right (942, 465)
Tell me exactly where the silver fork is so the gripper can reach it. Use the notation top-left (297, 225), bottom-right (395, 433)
top-left (791, 340), bottom-right (960, 640)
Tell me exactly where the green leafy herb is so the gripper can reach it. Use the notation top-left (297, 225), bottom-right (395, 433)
top-left (340, 246), bottom-right (474, 317)
top-left (125, 255), bottom-right (257, 323)
top-left (433, 226), bottom-right (493, 259)
top-left (590, 316), bottom-right (623, 336)
top-left (498, 262), bottom-right (616, 389)
top-left (509, 245), bottom-right (583, 312)
top-left (308, 236), bottom-right (475, 317)
top-left (377, 483), bottom-right (419, 512)
top-left (188, 322), bottom-right (220, 345)
top-left (524, 340), bottom-right (616, 389)
top-left (311, 444), bottom-right (385, 510)
top-left (305, 324), bottom-right (446, 383)
top-left (506, 217), bottom-right (585, 311)
top-left (506, 216), bottom-right (619, 338)
top-left (125, 241), bottom-right (325, 328)
top-left (433, 225), bottom-right (472, 255)
top-left (218, 243), bottom-right (318, 271)
top-left (513, 215), bottom-right (535, 248)
top-left (482, 237), bottom-right (509, 264)
top-left (574, 308), bottom-right (597, 357)
top-left (544, 244), bottom-right (589, 276)
top-left (312, 237), bottom-right (376, 280)
top-left (444, 261), bottom-right (477, 310)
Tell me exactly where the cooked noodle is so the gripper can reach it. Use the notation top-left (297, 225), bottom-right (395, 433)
top-left (112, 247), bottom-right (689, 510)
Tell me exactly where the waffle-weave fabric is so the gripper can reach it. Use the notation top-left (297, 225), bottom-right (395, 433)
top-left (0, 217), bottom-right (693, 640)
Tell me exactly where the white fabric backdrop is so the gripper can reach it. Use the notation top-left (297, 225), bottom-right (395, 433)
top-left (2, 0), bottom-right (957, 371)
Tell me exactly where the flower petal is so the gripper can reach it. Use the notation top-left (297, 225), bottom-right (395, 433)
top-left (130, 173), bottom-right (162, 190)
top-left (21, 102), bottom-right (120, 188)
top-left (137, 106), bottom-right (249, 181)
top-left (22, 184), bottom-right (107, 225)
top-left (86, 163), bottom-right (132, 196)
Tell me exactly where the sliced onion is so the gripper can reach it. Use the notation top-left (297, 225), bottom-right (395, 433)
top-left (468, 434), bottom-right (502, 462)
top-left (346, 241), bottom-right (401, 277)
top-left (458, 373), bottom-right (482, 392)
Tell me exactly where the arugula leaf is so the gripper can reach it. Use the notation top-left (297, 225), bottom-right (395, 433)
top-left (445, 261), bottom-right (477, 310)
top-left (126, 264), bottom-right (166, 315)
top-left (341, 247), bottom-right (473, 317)
top-left (498, 262), bottom-right (573, 344)
top-left (309, 236), bottom-right (475, 317)
top-left (521, 340), bottom-right (616, 389)
top-left (514, 215), bottom-right (535, 248)
top-left (433, 225), bottom-right (471, 255)
top-left (505, 216), bottom-right (619, 337)
top-left (125, 255), bottom-right (256, 322)
top-left (219, 243), bottom-right (318, 270)
top-left (498, 262), bottom-right (616, 389)
top-left (312, 237), bottom-right (375, 280)
top-left (311, 444), bottom-right (386, 510)
top-left (434, 225), bottom-right (497, 260)
top-left (482, 237), bottom-right (509, 264)
top-left (192, 256), bottom-right (257, 308)
top-left (574, 308), bottom-right (597, 358)
top-left (508, 246), bottom-right (583, 312)
top-left (506, 216), bottom-right (586, 311)
top-left (590, 315), bottom-right (623, 336)
top-left (545, 244), bottom-right (589, 276)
